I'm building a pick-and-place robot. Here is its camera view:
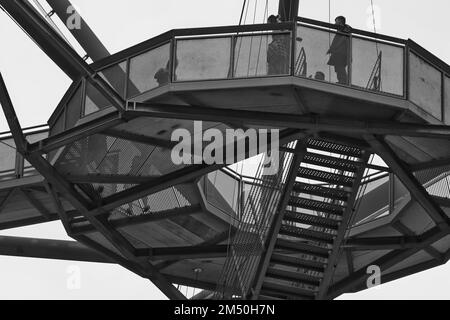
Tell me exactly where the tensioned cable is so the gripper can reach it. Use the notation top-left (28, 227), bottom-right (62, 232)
top-left (246, 0), bottom-right (259, 77)
top-left (328, 0), bottom-right (332, 81)
top-left (239, 0), bottom-right (247, 25)
top-left (31, 0), bottom-right (73, 48)
top-left (234, 0), bottom-right (251, 75)
top-left (254, 0), bottom-right (269, 76)
top-left (370, 0), bottom-right (380, 55)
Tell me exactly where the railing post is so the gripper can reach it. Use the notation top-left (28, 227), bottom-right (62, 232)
top-left (405, 44), bottom-right (410, 100)
top-left (230, 35), bottom-right (236, 79)
top-left (291, 21), bottom-right (296, 77)
top-left (15, 152), bottom-right (24, 178)
top-left (348, 33), bottom-right (353, 87)
top-left (169, 37), bottom-right (176, 83)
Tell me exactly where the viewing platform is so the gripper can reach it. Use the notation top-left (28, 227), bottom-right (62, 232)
top-left (0, 6), bottom-right (449, 300)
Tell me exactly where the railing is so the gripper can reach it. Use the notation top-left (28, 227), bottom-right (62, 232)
top-left (48, 17), bottom-right (450, 135)
top-left (211, 144), bottom-right (296, 299)
top-left (0, 125), bottom-right (48, 182)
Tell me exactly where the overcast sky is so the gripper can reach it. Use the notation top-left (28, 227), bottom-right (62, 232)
top-left (0, 0), bottom-right (449, 299)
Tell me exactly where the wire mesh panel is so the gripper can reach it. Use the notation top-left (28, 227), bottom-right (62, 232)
top-left (296, 25), bottom-right (348, 84)
top-left (84, 82), bottom-right (113, 116)
top-left (50, 110), bottom-right (65, 136)
top-left (409, 51), bottom-right (443, 120)
top-left (65, 84), bottom-right (83, 129)
top-left (206, 170), bottom-right (241, 217)
top-left (128, 43), bottom-right (171, 97)
top-left (351, 37), bottom-right (404, 95)
top-left (445, 75), bottom-right (450, 125)
top-left (234, 33), bottom-right (291, 78)
top-left (415, 165), bottom-right (450, 199)
top-left (175, 37), bottom-right (232, 81)
top-left (353, 174), bottom-right (390, 225)
top-left (0, 138), bottom-right (16, 180)
top-left (99, 61), bottom-right (127, 98)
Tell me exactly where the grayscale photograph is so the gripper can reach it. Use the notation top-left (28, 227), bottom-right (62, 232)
top-left (0, 0), bottom-right (449, 306)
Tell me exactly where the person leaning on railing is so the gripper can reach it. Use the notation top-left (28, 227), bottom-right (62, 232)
top-left (326, 16), bottom-right (352, 85)
top-left (267, 14), bottom-right (290, 76)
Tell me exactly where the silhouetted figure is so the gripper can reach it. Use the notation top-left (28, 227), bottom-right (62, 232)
top-left (267, 15), bottom-right (290, 75)
top-left (327, 16), bottom-right (352, 84)
top-left (310, 71), bottom-right (325, 81)
top-left (154, 60), bottom-right (170, 86)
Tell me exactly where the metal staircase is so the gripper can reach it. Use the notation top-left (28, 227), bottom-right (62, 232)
top-left (258, 138), bottom-right (368, 300)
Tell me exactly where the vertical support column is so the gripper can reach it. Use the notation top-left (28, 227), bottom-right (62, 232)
top-left (278, 0), bottom-right (299, 22)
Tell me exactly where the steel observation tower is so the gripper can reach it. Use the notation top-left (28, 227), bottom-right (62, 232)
top-left (0, 0), bottom-right (449, 300)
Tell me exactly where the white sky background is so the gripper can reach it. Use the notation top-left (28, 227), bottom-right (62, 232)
top-left (0, 0), bottom-right (448, 299)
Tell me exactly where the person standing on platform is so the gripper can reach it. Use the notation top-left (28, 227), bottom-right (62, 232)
top-left (267, 14), bottom-right (290, 75)
top-left (326, 16), bottom-right (352, 85)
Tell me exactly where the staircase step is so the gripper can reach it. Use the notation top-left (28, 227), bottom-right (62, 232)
top-left (271, 253), bottom-right (326, 272)
top-left (284, 211), bottom-right (340, 230)
top-left (303, 153), bottom-right (361, 173)
top-left (266, 267), bottom-right (321, 287)
top-left (262, 280), bottom-right (316, 298)
top-left (288, 197), bottom-right (345, 216)
top-left (307, 139), bottom-right (363, 158)
top-left (258, 294), bottom-right (283, 300)
top-left (297, 167), bottom-right (354, 187)
top-left (280, 225), bottom-right (335, 244)
top-left (293, 182), bottom-right (350, 202)
top-left (275, 239), bottom-right (330, 259)
top-left (260, 288), bottom-right (313, 300)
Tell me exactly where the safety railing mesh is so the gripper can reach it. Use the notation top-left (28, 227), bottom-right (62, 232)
top-left (212, 142), bottom-right (296, 299)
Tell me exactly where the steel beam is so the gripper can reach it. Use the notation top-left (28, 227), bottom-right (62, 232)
top-left (103, 128), bottom-right (177, 149)
top-left (327, 225), bottom-right (450, 299)
top-left (0, 213), bottom-right (60, 231)
top-left (0, 0), bottom-right (124, 111)
top-left (18, 188), bottom-right (52, 220)
top-left (140, 245), bottom-right (229, 260)
top-left (343, 236), bottom-right (423, 250)
top-left (27, 103), bottom-right (450, 156)
top-left (28, 111), bottom-right (123, 154)
top-left (0, 73), bottom-right (185, 300)
top-left (365, 135), bottom-right (450, 229)
top-left (129, 103), bottom-right (450, 139)
top-left (349, 248), bottom-right (450, 294)
top-left (0, 236), bottom-right (113, 263)
top-left (409, 158), bottom-right (450, 172)
top-left (65, 173), bottom-right (158, 185)
top-left (90, 129), bottom-right (303, 215)
top-left (45, 0), bottom-right (110, 61)
top-left (71, 205), bottom-right (203, 235)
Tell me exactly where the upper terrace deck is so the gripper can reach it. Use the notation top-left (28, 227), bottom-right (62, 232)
top-left (49, 17), bottom-right (450, 137)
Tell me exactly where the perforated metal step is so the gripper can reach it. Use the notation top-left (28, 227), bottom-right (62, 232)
top-left (284, 210), bottom-right (340, 230)
top-left (288, 197), bottom-right (345, 216)
top-left (292, 182), bottom-right (350, 202)
top-left (307, 138), bottom-right (364, 158)
top-left (271, 253), bottom-right (326, 272)
top-left (280, 225), bottom-right (335, 244)
top-left (266, 267), bottom-right (321, 287)
top-left (302, 153), bottom-right (361, 173)
top-left (275, 239), bottom-right (330, 259)
top-left (297, 167), bottom-right (354, 187)
top-left (262, 280), bottom-right (317, 298)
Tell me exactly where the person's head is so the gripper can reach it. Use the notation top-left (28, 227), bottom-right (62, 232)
top-left (268, 14), bottom-right (281, 24)
top-left (314, 71), bottom-right (325, 80)
top-left (335, 16), bottom-right (346, 27)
